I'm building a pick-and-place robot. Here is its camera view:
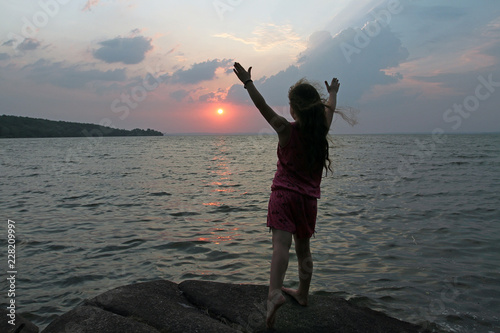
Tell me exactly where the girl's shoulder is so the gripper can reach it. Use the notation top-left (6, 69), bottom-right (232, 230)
top-left (290, 121), bottom-right (303, 137)
top-left (290, 121), bottom-right (300, 134)
top-left (279, 122), bottom-right (302, 148)
top-left (278, 121), bottom-right (294, 147)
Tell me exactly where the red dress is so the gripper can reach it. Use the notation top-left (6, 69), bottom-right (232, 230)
top-left (267, 122), bottom-right (323, 238)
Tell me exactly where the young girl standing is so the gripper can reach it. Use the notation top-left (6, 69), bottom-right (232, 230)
top-left (233, 62), bottom-right (341, 329)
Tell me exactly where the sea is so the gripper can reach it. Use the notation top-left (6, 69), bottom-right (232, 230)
top-left (1, 133), bottom-right (499, 332)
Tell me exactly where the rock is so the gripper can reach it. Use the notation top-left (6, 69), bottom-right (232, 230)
top-left (41, 305), bottom-right (157, 333)
top-left (0, 309), bottom-right (39, 333)
top-left (42, 280), bottom-right (236, 333)
top-left (179, 280), bottom-right (434, 333)
top-left (179, 280), bottom-right (269, 331)
top-left (42, 279), bottom-right (436, 333)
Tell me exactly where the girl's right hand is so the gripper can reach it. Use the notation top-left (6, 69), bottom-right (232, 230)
top-left (233, 62), bottom-right (252, 84)
top-left (325, 78), bottom-right (340, 94)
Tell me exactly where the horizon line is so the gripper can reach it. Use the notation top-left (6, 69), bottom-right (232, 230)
top-left (163, 131), bottom-right (500, 136)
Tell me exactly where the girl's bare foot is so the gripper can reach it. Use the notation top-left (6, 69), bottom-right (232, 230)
top-left (266, 290), bottom-right (286, 329)
top-left (282, 287), bottom-right (308, 306)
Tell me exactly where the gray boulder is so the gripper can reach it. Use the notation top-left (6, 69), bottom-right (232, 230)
top-left (42, 280), bottom-right (235, 333)
top-left (0, 309), bottom-right (39, 333)
top-left (41, 279), bottom-right (436, 333)
top-left (179, 280), bottom-right (435, 333)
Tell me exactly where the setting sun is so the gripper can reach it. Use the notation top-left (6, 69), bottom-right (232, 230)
top-left (217, 108), bottom-right (224, 115)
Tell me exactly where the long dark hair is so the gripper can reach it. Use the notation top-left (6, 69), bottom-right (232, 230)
top-left (288, 79), bottom-right (333, 175)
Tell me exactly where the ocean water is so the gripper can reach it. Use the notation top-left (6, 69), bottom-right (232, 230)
top-left (1, 134), bottom-right (499, 332)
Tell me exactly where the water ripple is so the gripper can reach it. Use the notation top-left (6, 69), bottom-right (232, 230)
top-left (1, 135), bottom-right (498, 332)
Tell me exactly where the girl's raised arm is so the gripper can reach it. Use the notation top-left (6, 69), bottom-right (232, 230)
top-left (233, 63), bottom-right (290, 140)
top-left (324, 78), bottom-right (340, 130)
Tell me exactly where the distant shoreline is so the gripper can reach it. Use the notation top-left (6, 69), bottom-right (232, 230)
top-left (0, 115), bottom-right (163, 138)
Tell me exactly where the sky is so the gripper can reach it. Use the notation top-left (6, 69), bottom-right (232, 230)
top-left (0, 0), bottom-right (499, 134)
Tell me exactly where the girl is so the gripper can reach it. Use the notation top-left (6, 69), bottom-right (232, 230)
top-left (233, 62), bottom-right (342, 329)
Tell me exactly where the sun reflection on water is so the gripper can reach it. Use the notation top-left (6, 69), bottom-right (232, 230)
top-left (196, 226), bottom-right (241, 245)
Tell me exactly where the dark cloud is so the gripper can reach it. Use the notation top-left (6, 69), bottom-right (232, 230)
top-left (198, 89), bottom-right (225, 102)
top-left (130, 28), bottom-right (142, 35)
top-left (17, 38), bottom-right (41, 51)
top-left (198, 92), bottom-right (216, 102)
top-left (413, 67), bottom-right (500, 98)
top-left (483, 40), bottom-right (500, 60)
top-left (0, 53), bottom-right (10, 61)
top-left (25, 59), bottom-right (127, 89)
top-left (226, 22), bottom-right (409, 106)
top-left (398, 2), bottom-right (500, 53)
top-left (224, 83), bottom-right (251, 105)
top-left (414, 5), bottom-right (467, 21)
top-left (224, 65), bottom-right (299, 105)
top-left (170, 89), bottom-right (190, 102)
top-left (2, 39), bottom-right (17, 47)
top-left (162, 59), bottom-right (233, 85)
top-left (93, 36), bottom-right (153, 64)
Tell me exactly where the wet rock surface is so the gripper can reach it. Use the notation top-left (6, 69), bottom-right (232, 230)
top-left (0, 308), bottom-right (39, 333)
top-left (36, 279), bottom-right (434, 332)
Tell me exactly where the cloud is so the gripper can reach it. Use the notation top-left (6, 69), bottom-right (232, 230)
top-left (24, 59), bottom-right (127, 89)
top-left (483, 41), bottom-right (500, 60)
top-left (130, 28), bottom-right (142, 36)
top-left (163, 58), bottom-right (233, 85)
top-left (93, 36), bottom-right (153, 64)
top-left (198, 92), bottom-right (216, 102)
top-left (0, 53), bottom-right (10, 61)
top-left (390, 9), bottom-right (500, 93)
top-left (198, 88), bottom-right (226, 103)
top-left (17, 38), bottom-right (41, 52)
top-left (166, 44), bottom-right (180, 56)
top-left (225, 21), bottom-right (409, 106)
top-left (82, 0), bottom-right (101, 11)
top-left (170, 89), bottom-right (191, 102)
top-left (214, 23), bottom-right (305, 52)
top-left (2, 40), bottom-right (16, 47)
top-left (413, 4), bottom-right (466, 22)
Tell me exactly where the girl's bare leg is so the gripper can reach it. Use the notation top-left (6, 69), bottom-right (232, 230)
top-left (267, 229), bottom-right (292, 328)
top-left (282, 234), bottom-right (312, 306)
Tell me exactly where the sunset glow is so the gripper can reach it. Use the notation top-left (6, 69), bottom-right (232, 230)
top-left (1, 2), bottom-right (499, 134)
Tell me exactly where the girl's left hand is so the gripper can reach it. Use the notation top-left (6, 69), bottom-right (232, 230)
top-left (233, 62), bottom-right (252, 83)
top-left (325, 77), bottom-right (340, 94)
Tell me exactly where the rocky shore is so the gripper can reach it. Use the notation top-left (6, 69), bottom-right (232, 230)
top-left (3, 279), bottom-right (436, 333)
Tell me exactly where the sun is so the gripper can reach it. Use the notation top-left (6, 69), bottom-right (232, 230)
top-left (217, 108), bottom-right (224, 115)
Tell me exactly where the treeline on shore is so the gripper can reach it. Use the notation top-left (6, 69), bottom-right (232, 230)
top-left (0, 115), bottom-right (163, 138)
